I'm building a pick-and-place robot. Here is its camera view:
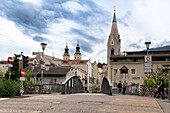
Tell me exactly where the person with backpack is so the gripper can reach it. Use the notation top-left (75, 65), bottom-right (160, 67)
top-left (117, 81), bottom-right (122, 94)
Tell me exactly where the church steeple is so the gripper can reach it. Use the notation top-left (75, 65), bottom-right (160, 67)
top-left (74, 40), bottom-right (81, 60)
top-left (113, 8), bottom-right (117, 23)
top-left (63, 41), bottom-right (70, 61)
top-left (107, 6), bottom-right (121, 60)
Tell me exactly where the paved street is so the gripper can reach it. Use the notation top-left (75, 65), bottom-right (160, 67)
top-left (0, 93), bottom-right (165, 113)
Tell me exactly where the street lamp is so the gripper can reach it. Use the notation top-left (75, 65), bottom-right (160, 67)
top-left (145, 42), bottom-right (151, 85)
top-left (40, 43), bottom-right (47, 85)
top-left (145, 42), bottom-right (151, 55)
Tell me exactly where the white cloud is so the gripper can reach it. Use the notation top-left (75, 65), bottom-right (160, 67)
top-left (62, 1), bottom-right (89, 14)
top-left (19, 0), bottom-right (42, 6)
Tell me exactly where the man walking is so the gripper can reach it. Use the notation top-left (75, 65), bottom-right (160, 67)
top-left (154, 76), bottom-right (165, 99)
top-left (117, 81), bottom-right (122, 94)
top-left (122, 81), bottom-right (127, 95)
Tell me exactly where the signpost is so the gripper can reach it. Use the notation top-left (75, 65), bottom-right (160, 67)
top-left (144, 55), bottom-right (152, 85)
top-left (32, 52), bottom-right (43, 56)
top-left (145, 72), bottom-right (151, 78)
top-left (20, 69), bottom-right (25, 96)
top-left (8, 57), bottom-right (13, 79)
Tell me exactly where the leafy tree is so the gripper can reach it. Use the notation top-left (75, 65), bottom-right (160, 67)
top-left (0, 68), bottom-right (4, 77)
top-left (144, 66), bottom-right (169, 87)
top-left (25, 70), bottom-right (33, 81)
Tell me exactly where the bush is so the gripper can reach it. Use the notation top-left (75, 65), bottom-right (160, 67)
top-left (0, 79), bottom-right (20, 97)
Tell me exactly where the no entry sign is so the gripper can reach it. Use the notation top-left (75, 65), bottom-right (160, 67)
top-left (8, 57), bottom-right (13, 64)
top-left (21, 69), bottom-right (25, 77)
top-left (145, 72), bottom-right (151, 78)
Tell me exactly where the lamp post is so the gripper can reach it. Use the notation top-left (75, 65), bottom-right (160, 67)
top-left (145, 42), bottom-right (151, 85)
top-left (40, 43), bottom-right (47, 85)
top-left (145, 42), bottom-right (151, 55)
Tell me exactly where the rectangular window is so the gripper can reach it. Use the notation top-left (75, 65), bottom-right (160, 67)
top-left (51, 79), bottom-right (53, 82)
top-left (114, 69), bottom-right (117, 75)
top-left (131, 69), bottom-right (135, 74)
top-left (54, 79), bottom-right (56, 82)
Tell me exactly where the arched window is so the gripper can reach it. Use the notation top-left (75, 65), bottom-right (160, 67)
top-left (111, 48), bottom-right (114, 56)
top-left (111, 39), bottom-right (114, 45)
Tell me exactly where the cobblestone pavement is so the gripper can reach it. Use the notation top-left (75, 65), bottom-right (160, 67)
top-left (0, 93), bottom-right (164, 113)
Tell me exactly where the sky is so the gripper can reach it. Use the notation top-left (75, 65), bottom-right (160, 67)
top-left (0, 0), bottom-right (170, 63)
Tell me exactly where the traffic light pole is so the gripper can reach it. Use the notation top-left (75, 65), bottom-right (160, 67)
top-left (41, 50), bottom-right (44, 85)
top-left (21, 52), bottom-right (23, 70)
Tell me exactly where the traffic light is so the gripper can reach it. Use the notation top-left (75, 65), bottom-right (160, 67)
top-left (23, 55), bottom-right (29, 68)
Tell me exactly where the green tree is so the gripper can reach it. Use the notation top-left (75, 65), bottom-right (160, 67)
top-left (5, 54), bottom-right (21, 80)
top-left (0, 68), bottom-right (4, 77)
top-left (145, 66), bottom-right (169, 87)
top-left (25, 70), bottom-right (34, 81)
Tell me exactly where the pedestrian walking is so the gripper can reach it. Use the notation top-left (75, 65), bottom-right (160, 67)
top-left (117, 81), bottom-right (122, 94)
top-left (154, 76), bottom-right (165, 99)
top-left (122, 81), bottom-right (126, 95)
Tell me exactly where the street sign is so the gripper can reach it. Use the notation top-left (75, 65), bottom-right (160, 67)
top-left (145, 72), bottom-right (151, 78)
top-left (145, 55), bottom-right (152, 62)
top-left (8, 64), bottom-right (13, 67)
top-left (145, 70), bottom-right (152, 73)
top-left (32, 52), bottom-right (43, 56)
top-left (8, 57), bottom-right (13, 64)
top-left (20, 77), bottom-right (25, 81)
top-left (21, 69), bottom-right (25, 77)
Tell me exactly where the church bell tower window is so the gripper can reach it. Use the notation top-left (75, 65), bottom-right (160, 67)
top-left (111, 48), bottom-right (114, 56)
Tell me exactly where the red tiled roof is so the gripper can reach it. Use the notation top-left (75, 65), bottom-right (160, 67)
top-left (64, 60), bottom-right (89, 64)
top-left (44, 54), bottom-right (62, 61)
top-left (0, 60), bottom-right (8, 64)
top-left (28, 58), bottom-right (35, 61)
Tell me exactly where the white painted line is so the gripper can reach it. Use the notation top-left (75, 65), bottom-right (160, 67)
top-left (0, 98), bottom-right (9, 101)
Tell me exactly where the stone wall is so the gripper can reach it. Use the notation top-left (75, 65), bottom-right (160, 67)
top-left (139, 85), bottom-right (169, 98)
top-left (24, 84), bottom-right (50, 94)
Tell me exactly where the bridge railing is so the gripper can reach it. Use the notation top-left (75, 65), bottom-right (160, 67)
top-left (101, 76), bottom-right (112, 95)
top-left (61, 76), bottom-right (84, 94)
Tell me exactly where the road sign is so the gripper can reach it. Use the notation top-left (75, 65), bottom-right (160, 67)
top-left (8, 64), bottom-right (13, 67)
top-left (145, 72), bottom-right (151, 78)
top-left (8, 57), bottom-right (13, 64)
top-left (21, 69), bottom-right (25, 77)
top-left (32, 52), bottom-right (43, 56)
top-left (145, 55), bottom-right (152, 62)
top-left (145, 70), bottom-right (152, 73)
top-left (20, 77), bottom-right (25, 81)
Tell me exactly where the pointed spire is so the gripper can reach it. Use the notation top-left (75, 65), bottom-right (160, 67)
top-left (65, 41), bottom-right (68, 49)
top-left (77, 40), bottom-right (79, 47)
top-left (113, 6), bottom-right (117, 23)
top-left (64, 41), bottom-right (70, 56)
top-left (75, 40), bottom-right (81, 54)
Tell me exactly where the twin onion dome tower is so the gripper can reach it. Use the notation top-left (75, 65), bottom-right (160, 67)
top-left (63, 40), bottom-right (81, 61)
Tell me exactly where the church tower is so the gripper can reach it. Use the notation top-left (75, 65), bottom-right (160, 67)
top-left (107, 7), bottom-right (121, 81)
top-left (74, 40), bottom-right (81, 60)
top-left (63, 42), bottom-right (70, 61)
